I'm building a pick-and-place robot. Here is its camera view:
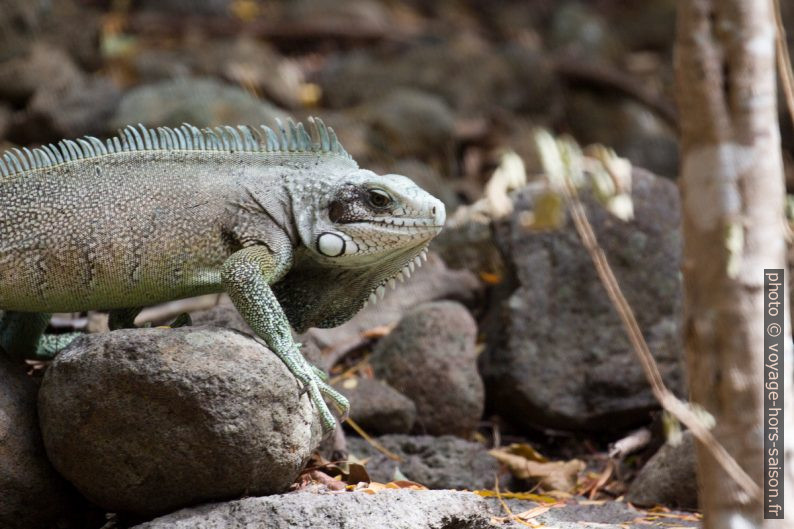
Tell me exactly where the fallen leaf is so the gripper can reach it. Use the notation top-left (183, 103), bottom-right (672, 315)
top-left (479, 271), bottom-right (503, 284)
top-left (502, 443), bottom-right (550, 463)
top-left (473, 490), bottom-right (558, 504)
top-left (513, 505), bottom-right (554, 520)
top-left (521, 190), bottom-right (566, 230)
top-left (361, 324), bottom-right (395, 339)
top-left (490, 447), bottom-right (585, 493)
top-left (386, 480), bottom-right (428, 490)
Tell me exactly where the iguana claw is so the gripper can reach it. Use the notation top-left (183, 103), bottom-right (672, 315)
top-left (283, 343), bottom-right (348, 432)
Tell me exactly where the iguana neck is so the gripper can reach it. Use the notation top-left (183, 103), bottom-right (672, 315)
top-left (273, 244), bottom-right (427, 332)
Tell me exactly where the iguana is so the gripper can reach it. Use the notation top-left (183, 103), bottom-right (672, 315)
top-left (0, 117), bottom-right (445, 432)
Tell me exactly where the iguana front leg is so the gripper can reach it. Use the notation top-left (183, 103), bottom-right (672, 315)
top-left (0, 311), bottom-right (81, 361)
top-left (221, 245), bottom-right (348, 432)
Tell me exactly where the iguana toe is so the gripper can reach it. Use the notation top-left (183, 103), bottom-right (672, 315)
top-left (310, 364), bottom-right (329, 382)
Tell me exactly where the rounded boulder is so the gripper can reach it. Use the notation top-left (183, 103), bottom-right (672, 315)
top-left (38, 327), bottom-right (322, 516)
top-left (371, 301), bottom-right (484, 437)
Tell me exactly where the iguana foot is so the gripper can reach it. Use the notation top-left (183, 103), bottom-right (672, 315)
top-left (35, 333), bottom-right (83, 359)
top-left (1, 311), bottom-right (83, 361)
top-left (297, 364), bottom-right (349, 431)
top-left (278, 343), bottom-right (348, 432)
top-left (310, 364), bottom-right (330, 382)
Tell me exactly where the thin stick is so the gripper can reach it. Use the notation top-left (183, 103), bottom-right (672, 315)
top-left (493, 475), bottom-right (536, 528)
top-left (561, 173), bottom-right (760, 500)
top-left (533, 131), bottom-right (762, 501)
top-left (343, 417), bottom-right (402, 461)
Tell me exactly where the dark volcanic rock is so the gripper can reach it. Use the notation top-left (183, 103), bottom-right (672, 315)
top-left (335, 377), bottom-right (416, 434)
top-left (38, 327), bottom-right (322, 516)
top-left (347, 434), bottom-right (500, 491)
top-left (627, 432), bottom-right (697, 510)
top-left (371, 301), bottom-right (484, 437)
top-left (483, 168), bottom-right (683, 431)
top-left (0, 355), bottom-right (79, 529)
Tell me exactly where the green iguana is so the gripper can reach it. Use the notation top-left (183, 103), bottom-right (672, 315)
top-left (0, 117), bottom-right (445, 431)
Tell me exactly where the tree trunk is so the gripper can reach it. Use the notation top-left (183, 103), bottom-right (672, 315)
top-left (675, 1), bottom-right (792, 527)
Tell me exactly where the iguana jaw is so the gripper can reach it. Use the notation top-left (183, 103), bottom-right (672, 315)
top-left (362, 244), bottom-right (430, 306)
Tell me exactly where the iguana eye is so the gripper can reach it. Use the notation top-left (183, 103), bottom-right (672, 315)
top-left (368, 189), bottom-right (391, 208)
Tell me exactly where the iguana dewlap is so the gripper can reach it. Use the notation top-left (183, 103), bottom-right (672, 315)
top-left (0, 118), bottom-right (445, 431)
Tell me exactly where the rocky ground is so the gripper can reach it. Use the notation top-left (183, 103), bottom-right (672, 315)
top-left (4, 0), bottom-right (786, 527)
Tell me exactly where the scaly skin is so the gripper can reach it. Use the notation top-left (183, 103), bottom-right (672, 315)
top-left (0, 118), bottom-right (445, 432)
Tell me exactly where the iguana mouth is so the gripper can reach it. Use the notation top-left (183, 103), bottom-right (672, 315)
top-left (362, 245), bottom-right (429, 306)
top-left (344, 219), bottom-right (443, 229)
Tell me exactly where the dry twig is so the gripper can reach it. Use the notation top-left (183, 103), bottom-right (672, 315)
top-left (343, 417), bottom-right (401, 462)
top-left (534, 131), bottom-right (761, 501)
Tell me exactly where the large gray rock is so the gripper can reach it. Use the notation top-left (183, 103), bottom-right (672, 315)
top-left (371, 301), bottom-right (483, 437)
top-left (627, 432), bottom-right (697, 510)
top-left (110, 78), bottom-right (286, 131)
top-left (0, 355), bottom-right (79, 529)
top-left (38, 327), bottom-right (322, 516)
top-left (132, 489), bottom-right (492, 529)
top-left (483, 168), bottom-right (683, 431)
top-left (347, 434), bottom-right (500, 491)
top-left (335, 377), bottom-right (416, 435)
top-left (131, 488), bottom-right (698, 529)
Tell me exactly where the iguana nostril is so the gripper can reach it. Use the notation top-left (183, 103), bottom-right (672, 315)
top-left (432, 206), bottom-right (436, 215)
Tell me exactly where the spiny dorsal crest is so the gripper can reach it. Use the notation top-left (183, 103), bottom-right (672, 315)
top-left (0, 117), bottom-right (351, 178)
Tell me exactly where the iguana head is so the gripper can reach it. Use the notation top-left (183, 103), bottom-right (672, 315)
top-left (278, 169), bottom-right (445, 331)
top-left (307, 170), bottom-right (445, 266)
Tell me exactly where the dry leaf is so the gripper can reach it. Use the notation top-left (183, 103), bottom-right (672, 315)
top-left (386, 480), bottom-right (428, 490)
top-left (479, 271), bottom-right (503, 284)
top-left (503, 443), bottom-right (550, 463)
top-left (490, 448), bottom-right (585, 492)
top-left (473, 490), bottom-right (557, 504)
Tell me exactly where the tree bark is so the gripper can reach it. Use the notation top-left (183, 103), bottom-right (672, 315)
top-left (675, 1), bottom-right (792, 527)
